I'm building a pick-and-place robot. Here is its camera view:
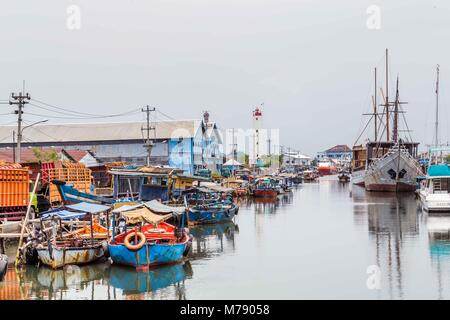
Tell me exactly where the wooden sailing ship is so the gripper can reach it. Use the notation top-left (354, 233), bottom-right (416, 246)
top-left (351, 49), bottom-right (422, 192)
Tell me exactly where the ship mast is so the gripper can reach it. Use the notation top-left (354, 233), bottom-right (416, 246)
top-left (385, 48), bottom-right (390, 142)
top-left (435, 64), bottom-right (440, 148)
top-left (374, 67), bottom-right (378, 141)
top-left (392, 76), bottom-right (399, 143)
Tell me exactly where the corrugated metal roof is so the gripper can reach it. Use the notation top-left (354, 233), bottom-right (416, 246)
top-left (324, 145), bottom-right (352, 153)
top-left (0, 147), bottom-right (62, 163)
top-left (0, 120), bottom-right (203, 144)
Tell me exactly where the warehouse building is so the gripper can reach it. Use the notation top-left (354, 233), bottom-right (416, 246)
top-left (0, 116), bottom-right (224, 175)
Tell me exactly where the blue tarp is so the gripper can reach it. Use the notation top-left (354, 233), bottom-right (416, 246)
top-left (428, 165), bottom-right (450, 177)
top-left (66, 202), bottom-right (111, 214)
top-left (40, 209), bottom-right (86, 221)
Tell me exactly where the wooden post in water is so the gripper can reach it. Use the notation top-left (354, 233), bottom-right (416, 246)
top-left (15, 173), bottom-right (40, 266)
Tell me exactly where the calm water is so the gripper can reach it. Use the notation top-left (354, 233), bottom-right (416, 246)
top-left (2, 177), bottom-right (450, 300)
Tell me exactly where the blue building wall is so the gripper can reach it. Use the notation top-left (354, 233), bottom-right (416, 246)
top-left (168, 138), bottom-right (194, 175)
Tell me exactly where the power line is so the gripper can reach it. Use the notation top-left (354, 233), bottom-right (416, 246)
top-left (30, 98), bottom-right (141, 119)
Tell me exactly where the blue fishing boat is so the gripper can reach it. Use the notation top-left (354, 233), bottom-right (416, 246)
top-left (183, 186), bottom-right (238, 225)
top-left (108, 201), bottom-right (192, 269)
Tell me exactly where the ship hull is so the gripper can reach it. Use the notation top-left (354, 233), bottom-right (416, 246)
top-left (351, 169), bottom-right (366, 186)
top-left (364, 146), bottom-right (422, 193)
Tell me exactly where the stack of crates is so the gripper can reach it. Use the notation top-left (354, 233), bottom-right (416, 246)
top-left (0, 164), bottom-right (30, 220)
top-left (47, 161), bottom-right (92, 204)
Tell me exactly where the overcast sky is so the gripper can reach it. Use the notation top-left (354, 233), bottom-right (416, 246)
top-left (0, 0), bottom-right (449, 155)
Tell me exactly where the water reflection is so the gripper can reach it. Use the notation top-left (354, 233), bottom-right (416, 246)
top-left (189, 222), bottom-right (238, 260)
top-left (427, 216), bottom-right (450, 299)
top-left (352, 186), bottom-right (420, 299)
top-left (109, 262), bottom-right (193, 299)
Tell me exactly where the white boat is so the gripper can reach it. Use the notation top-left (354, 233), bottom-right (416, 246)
top-left (419, 164), bottom-right (450, 212)
top-left (365, 144), bottom-right (422, 192)
top-left (351, 168), bottom-right (366, 186)
top-left (37, 240), bottom-right (105, 269)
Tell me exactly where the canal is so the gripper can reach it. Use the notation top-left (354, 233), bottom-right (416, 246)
top-left (1, 177), bottom-right (450, 299)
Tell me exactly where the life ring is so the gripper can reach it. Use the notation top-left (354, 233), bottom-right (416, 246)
top-left (124, 231), bottom-right (146, 251)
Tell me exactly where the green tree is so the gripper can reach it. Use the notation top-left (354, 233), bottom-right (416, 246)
top-left (31, 148), bottom-right (59, 162)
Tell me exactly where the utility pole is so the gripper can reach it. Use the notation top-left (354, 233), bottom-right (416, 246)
top-left (9, 91), bottom-right (30, 163)
top-left (141, 105), bottom-right (156, 166)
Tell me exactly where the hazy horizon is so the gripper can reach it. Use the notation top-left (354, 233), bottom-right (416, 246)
top-left (1, 0), bottom-right (449, 156)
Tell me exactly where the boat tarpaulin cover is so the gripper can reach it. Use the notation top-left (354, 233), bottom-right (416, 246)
top-left (121, 207), bottom-right (172, 225)
top-left (144, 200), bottom-right (186, 214)
top-left (66, 202), bottom-right (111, 214)
top-left (40, 209), bottom-right (87, 221)
top-left (428, 164), bottom-right (450, 177)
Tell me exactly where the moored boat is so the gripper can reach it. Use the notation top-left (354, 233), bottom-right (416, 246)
top-left (252, 178), bottom-right (278, 198)
top-left (365, 143), bottom-right (422, 192)
top-left (419, 164), bottom-right (450, 212)
top-left (34, 204), bottom-right (111, 269)
top-left (317, 159), bottom-right (337, 176)
top-left (338, 171), bottom-right (350, 183)
top-left (37, 239), bottom-right (106, 269)
top-left (0, 254), bottom-right (7, 281)
top-left (108, 201), bottom-right (192, 269)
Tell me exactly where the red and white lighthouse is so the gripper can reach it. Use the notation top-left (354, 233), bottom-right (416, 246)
top-left (253, 105), bottom-right (263, 165)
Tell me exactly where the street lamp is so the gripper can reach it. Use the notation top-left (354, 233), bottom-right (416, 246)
top-left (16, 119), bottom-right (48, 163)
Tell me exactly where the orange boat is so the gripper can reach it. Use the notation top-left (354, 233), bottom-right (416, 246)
top-left (317, 159), bottom-right (337, 176)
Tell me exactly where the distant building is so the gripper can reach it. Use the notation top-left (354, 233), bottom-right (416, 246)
top-left (283, 151), bottom-right (312, 166)
top-left (317, 145), bottom-right (352, 163)
top-left (0, 118), bottom-right (224, 175)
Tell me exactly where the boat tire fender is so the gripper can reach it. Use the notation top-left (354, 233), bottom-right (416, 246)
top-left (124, 231), bottom-right (146, 251)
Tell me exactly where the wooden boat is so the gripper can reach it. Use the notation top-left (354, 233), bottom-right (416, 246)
top-left (36, 239), bottom-right (106, 269)
top-left (109, 201), bottom-right (192, 269)
top-left (223, 179), bottom-right (249, 196)
top-left (0, 254), bottom-right (7, 281)
top-left (302, 170), bottom-right (318, 182)
top-left (34, 202), bottom-right (111, 269)
top-left (65, 222), bottom-right (108, 239)
top-left (353, 50), bottom-right (422, 193)
top-left (181, 186), bottom-right (238, 225)
top-left (252, 178), bottom-right (278, 198)
top-left (109, 223), bottom-right (191, 268)
top-left (365, 143), bottom-right (422, 192)
top-left (338, 172), bottom-right (350, 183)
top-left (187, 203), bottom-right (238, 225)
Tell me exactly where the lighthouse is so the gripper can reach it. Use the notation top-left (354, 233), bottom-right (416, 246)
top-left (253, 105), bottom-right (263, 167)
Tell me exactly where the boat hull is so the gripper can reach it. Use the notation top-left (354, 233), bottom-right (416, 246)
top-left (419, 191), bottom-right (450, 213)
top-left (109, 240), bottom-right (188, 268)
top-left (253, 190), bottom-right (278, 198)
top-left (188, 205), bottom-right (237, 225)
top-left (37, 243), bottom-right (105, 269)
top-left (351, 169), bottom-right (366, 186)
top-left (318, 167), bottom-right (336, 176)
top-left (0, 254), bottom-right (7, 281)
top-left (364, 146), bottom-right (422, 192)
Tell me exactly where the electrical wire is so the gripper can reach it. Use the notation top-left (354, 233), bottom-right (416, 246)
top-left (30, 98), bottom-right (141, 119)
